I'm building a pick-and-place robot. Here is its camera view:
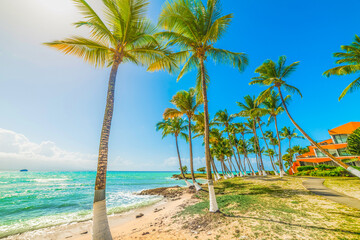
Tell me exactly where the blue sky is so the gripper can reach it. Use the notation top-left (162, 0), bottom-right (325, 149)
top-left (0, 0), bottom-right (359, 171)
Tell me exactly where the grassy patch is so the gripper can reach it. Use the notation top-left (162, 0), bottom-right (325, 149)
top-left (178, 176), bottom-right (360, 239)
top-left (324, 177), bottom-right (360, 200)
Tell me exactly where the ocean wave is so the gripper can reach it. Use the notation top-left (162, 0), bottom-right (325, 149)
top-left (0, 194), bottom-right (162, 238)
top-left (33, 178), bottom-right (69, 183)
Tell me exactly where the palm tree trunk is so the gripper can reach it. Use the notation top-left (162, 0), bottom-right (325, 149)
top-left (230, 131), bottom-right (245, 175)
top-left (225, 129), bottom-right (243, 174)
top-left (176, 135), bottom-right (191, 187)
top-left (188, 118), bottom-right (201, 190)
top-left (200, 59), bottom-right (218, 212)
top-left (93, 60), bottom-right (121, 240)
top-left (257, 119), bottom-right (277, 174)
top-left (220, 159), bottom-right (225, 177)
top-left (277, 87), bottom-right (360, 177)
top-left (241, 133), bottom-right (254, 175)
top-left (274, 115), bottom-right (284, 177)
top-left (253, 121), bottom-right (265, 173)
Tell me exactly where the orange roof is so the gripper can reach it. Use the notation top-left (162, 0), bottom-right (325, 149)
top-left (319, 139), bottom-right (333, 144)
top-left (328, 122), bottom-right (360, 135)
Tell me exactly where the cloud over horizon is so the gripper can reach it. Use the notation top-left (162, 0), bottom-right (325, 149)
top-left (0, 128), bottom-right (97, 171)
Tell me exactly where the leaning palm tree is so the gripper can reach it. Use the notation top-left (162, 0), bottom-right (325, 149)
top-left (261, 90), bottom-right (290, 177)
top-left (156, 118), bottom-right (191, 186)
top-left (250, 56), bottom-right (360, 177)
top-left (152, 0), bottom-right (248, 212)
top-left (280, 126), bottom-right (304, 174)
top-left (44, 0), bottom-right (175, 238)
top-left (163, 88), bottom-right (202, 190)
top-left (324, 35), bottom-right (360, 100)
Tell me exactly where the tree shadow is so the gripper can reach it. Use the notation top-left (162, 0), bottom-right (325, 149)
top-left (221, 213), bottom-right (360, 235)
top-left (243, 176), bottom-right (288, 182)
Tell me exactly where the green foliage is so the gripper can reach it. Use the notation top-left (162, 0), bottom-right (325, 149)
top-left (315, 164), bottom-right (337, 170)
top-left (323, 35), bottom-right (360, 100)
top-left (197, 167), bottom-right (206, 174)
top-left (347, 127), bottom-right (360, 155)
top-left (181, 165), bottom-right (188, 174)
top-left (45, 0), bottom-right (174, 70)
top-left (297, 166), bottom-right (314, 172)
top-left (295, 166), bottom-right (350, 177)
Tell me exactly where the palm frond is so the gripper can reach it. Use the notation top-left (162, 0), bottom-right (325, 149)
top-left (339, 76), bottom-right (360, 100)
top-left (208, 47), bottom-right (248, 71)
top-left (44, 37), bottom-right (111, 67)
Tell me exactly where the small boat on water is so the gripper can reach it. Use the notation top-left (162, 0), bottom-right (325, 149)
top-left (20, 169), bottom-right (28, 172)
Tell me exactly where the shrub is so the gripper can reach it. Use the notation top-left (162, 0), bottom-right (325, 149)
top-left (296, 167), bottom-right (350, 177)
top-left (347, 127), bottom-right (360, 155)
top-left (297, 166), bottom-right (314, 172)
top-left (315, 164), bottom-right (336, 171)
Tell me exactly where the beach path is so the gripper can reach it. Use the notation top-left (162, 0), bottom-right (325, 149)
top-left (303, 177), bottom-right (360, 210)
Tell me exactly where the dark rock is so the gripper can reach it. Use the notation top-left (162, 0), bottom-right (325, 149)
top-left (136, 213), bottom-right (144, 218)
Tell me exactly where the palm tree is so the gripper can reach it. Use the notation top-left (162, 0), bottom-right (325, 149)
top-left (193, 113), bottom-right (221, 181)
top-left (261, 91), bottom-right (290, 177)
top-left (280, 126), bottom-right (304, 174)
top-left (237, 96), bottom-right (267, 175)
top-left (250, 56), bottom-right (360, 177)
top-left (324, 35), bottom-right (360, 100)
top-left (156, 118), bottom-right (191, 186)
top-left (214, 110), bottom-right (244, 176)
top-left (163, 88), bottom-right (202, 190)
top-left (264, 148), bottom-right (278, 174)
top-left (153, 0), bottom-right (249, 212)
top-left (234, 123), bottom-right (255, 175)
top-left (44, 0), bottom-right (174, 238)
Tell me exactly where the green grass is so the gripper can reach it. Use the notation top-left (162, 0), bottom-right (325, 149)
top-left (172, 173), bottom-right (209, 179)
top-left (178, 176), bottom-right (360, 240)
top-left (324, 177), bottom-right (360, 200)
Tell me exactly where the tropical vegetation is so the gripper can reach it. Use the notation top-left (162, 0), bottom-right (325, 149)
top-left (324, 35), bottom-right (360, 100)
top-left (46, 0), bottom-right (360, 237)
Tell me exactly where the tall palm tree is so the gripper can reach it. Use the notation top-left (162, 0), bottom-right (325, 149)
top-left (44, 0), bottom-right (174, 238)
top-left (234, 123), bottom-right (255, 175)
top-left (264, 148), bottom-right (278, 173)
top-left (237, 96), bottom-right (267, 175)
top-left (324, 35), bottom-right (360, 100)
top-left (250, 56), bottom-right (360, 177)
top-left (153, 0), bottom-right (249, 212)
top-left (156, 118), bottom-right (191, 186)
top-left (261, 91), bottom-right (289, 177)
top-left (214, 110), bottom-right (244, 176)
top-left (193, 113), bottom-right (221, 180)
top-left (280, 126), bottom-right (304, 174)
top-left (163, 88), bottom-right (202, 190)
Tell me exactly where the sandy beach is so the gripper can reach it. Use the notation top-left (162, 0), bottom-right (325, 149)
top-left (4, 187), bottom-right (199, 240)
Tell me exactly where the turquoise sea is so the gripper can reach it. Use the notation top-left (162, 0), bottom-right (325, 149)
top-left (0, 171), bottom-right (191, 238)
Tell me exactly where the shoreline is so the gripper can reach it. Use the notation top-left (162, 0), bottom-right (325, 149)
top-left (4, 186), bottom-right (196, 240)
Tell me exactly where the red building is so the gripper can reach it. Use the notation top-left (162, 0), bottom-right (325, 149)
top-left (291, 122), bottom-right (360, 174)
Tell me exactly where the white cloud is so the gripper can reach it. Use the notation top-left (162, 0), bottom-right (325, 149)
top-left (0, 128), bottom-right (97, 171)
top-left (164, 157), bottom-right (178, 167)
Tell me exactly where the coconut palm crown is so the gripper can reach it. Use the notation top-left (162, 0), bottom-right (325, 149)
top-left (151, 0), bottom-right (249, 212)
top-left (324, 35), bottom-right (360, 100)
top-left (44, 1), bottom-right (176, 238)
top-left (163, 88), bottom-right (202, 190)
